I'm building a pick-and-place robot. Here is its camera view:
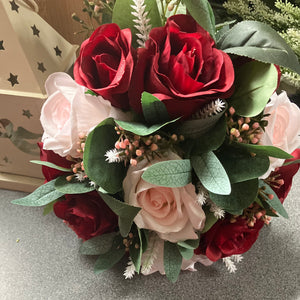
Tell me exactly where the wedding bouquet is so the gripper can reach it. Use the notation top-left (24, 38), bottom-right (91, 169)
top-left (13, 0), bottom-right (300, 282)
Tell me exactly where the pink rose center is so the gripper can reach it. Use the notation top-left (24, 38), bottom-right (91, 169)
top-left (137, 187), bottom-right (179, 226)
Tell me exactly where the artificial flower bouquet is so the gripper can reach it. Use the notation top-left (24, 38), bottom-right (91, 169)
top-left (13, 0), bottom-right (300, 282)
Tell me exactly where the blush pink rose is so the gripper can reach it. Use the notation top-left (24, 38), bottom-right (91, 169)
top-left (41, 72), bottom-right (129, 158)
top-left (123, 152), bottom-right (206, 243)
top-left (260, 91), bottom-right (300, 178)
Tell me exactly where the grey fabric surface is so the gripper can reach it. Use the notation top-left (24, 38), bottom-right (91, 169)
top-left (0, 174), bottom-right (299, 300)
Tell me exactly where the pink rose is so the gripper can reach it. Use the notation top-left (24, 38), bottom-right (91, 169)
top-left (41, 73), bottom-right (128, 158)
top-left (123, 152), bottom-right (206, 243)
top-left (260, 91), bottom-right (300, 178)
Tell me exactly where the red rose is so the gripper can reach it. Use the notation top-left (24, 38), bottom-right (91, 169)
top-left (195, 217), bottom-right (264, 261)
top-left (53, 191), bottom-right (118, 241)
top-left (74, 23), bottom-right (135, 110)
top-left (38, 142), bottom-right (72, 182)
top-left (128, 14), bottom-right (234, 119)
top-left (270, 148), bottom-right (300, 203)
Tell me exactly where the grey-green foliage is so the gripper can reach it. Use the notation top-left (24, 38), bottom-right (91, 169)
top-left (223, 0), bottom-right (300, 90)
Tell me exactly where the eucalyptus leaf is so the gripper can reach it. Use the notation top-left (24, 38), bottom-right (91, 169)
top-left (99, 192), bottom-right (141, 219)
top-left (181, 115), bottom-right (227, 157)
top-left (142, 159), bottom-right (192, 187)
top-left (177, 239), bottom-right (199, 249)
top-left (201, 210), bottom-right (218, 233)
top-left (217, 145), bottom-right (270, 183)
top-left (229, 61), bottom-right (278, 117)
top-left (115, 118), bottom-right (179, 137)
top-left (11, 180), bottom-right (64, 207)
top-left (80, 232), bottom-right (117, 255)
top-left (209, 179), bottom-right (259, 215)
top-left (164, 241), bottom-right (182, 283)
top-left (259, 180), bottom-right (288, 219)
top-left (30, 160), bottom-right (71, 172)
top-left (177, 246), bottom-right (194, 260)
top-left (232, 143), bottom-right (293, 159)
top-left (83, 118), bottom-right (126, 194)
top-left (94, 235), bottom-right (125, 274)
top-left (218, 20), bottom-right (300, 74)
top-left (141, 92), bottom-right (169, 125)
top-left (118, 216), bottom-right (134, 237)
top-left (54, 176), bottom-right (95, 194)
top-left (191, 152), bottom-right (231, 195)
top-left (99, 192), bottom-right (141, 237)
top-left (129, 227), bottom-right (143, 272)
top-left (184, 0), bottom-right (216, 40)
top-left (112, 0), bottom-right (162, 48)
top-left (42, 200), bottom-right (57, 216)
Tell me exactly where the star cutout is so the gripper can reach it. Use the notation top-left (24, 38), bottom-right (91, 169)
top-left (54, 46), bottom-right (62, 57)
top-left (9, 0), bottom-right (19, 12)
top-left (37, 62), bottom-right (46, 73)
top-left (22, 109), bottom-right (33, 119)
top-left (7, 73), bottom-right (19, 87)
top-left (0, 40), bottom-right (4, 50)
top-left (31, 25), bottom-right (40, 37)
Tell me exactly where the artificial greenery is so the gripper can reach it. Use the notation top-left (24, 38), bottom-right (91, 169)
top-left (223, 0), bottom-right (300, 92)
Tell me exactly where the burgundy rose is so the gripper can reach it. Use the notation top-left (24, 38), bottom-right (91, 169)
top-left (38, 142), bottom-right (72, 182)
top-left (270, 148), bottom-right (300, 203)
top-left (195, 217), bottom-right (264, 261)
top-left (128, 14), bottom-right (234, 119)
top-left (53, 191), bottom-right (118, 241)
top-left (74, 23), bottom-right (135, 110)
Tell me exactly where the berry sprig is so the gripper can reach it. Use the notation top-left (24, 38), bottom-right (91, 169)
top-left (105, 125), bottom-right (185, 166)
top-left (226, 107), bottom-right (268, 144)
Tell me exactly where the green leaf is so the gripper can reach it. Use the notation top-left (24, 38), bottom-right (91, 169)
top-left (218, 20), bottom-right (300, 74)
top-left (283, 159), bottom-right (300, 167)
top-left (229, 61), bottom-right (278, 117)
top-left (118, 216), bottom-right (134, 237)
top-left (85, 89), bottom-right (97, 96)
top-left (201, 210), bottom-right (218, 233)
top-left (30, 160), bottom-right (72, 172)
top-left (191, 152), bottom-right (231, 195)
top-left (259, 180), bottom-right (288, 219)
top-left (184, 0), bottom-right (216, 40)
top-left (80, 232), bottom-right (117, 255)
top-left (129, 227), bottom-right (143, 272)
top-left (115, 117), bottom-right (179, 137)
top-left (112, 0), bottom-right (162, 48)
top-left (83, 118), bottom-right (126, 194)
top-left (177, 239), bottom-right (199, 249)
top-left (141, 92), bottom-right (169, 125)
top-left (42, 200), bottom-right (57, 216)
top-left (142, 159), bottom-right (192, 187)
top-left (177, 246), bottom-right (194, 260)
top-left (209, 178), bottom-right (259, 215)
top-left (94, 235), bottom-right (125, 274)
top-left (177, 103), bottom-right (227, 139)
top-left (232, 143), bottom-right (293, 159)
top-left (141, 229), bottom-right (149, 253)
top-left (164, 241), bottom-right (182, 283)
top-left (11, 180), bottom-right (64, 207)
top-left (181, 115), bottom-right (227, 157)
top-left (54, 176), bottom-right (95, 194)
top-left (99, 192), bottom-right (141, 237)
top-left (217, 146), bottom-right (270, 183)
